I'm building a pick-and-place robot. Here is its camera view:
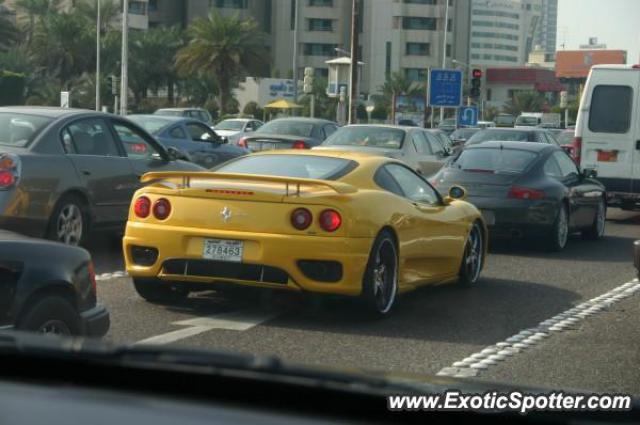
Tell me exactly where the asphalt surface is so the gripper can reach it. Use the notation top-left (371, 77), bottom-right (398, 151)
top-left (92, 208), bottom-right (640, 394)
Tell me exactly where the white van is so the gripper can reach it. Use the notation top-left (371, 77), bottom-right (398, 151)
top-left (574, 64), bottom-right (640, 209)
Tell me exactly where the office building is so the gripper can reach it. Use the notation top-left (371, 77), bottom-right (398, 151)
top-left (469, 0), bottom-right (542, 67)
top-left (532, 0), bottom-right (557, 54)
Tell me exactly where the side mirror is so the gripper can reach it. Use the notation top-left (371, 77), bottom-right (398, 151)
top-left (582, 168), bottom-right (597, 179)
top-left (444, 185), bottom-right (467, 203)
top-left (166, 146), bottom-right (188, 161)
top-left (245, 127), bottom-right (254, 133)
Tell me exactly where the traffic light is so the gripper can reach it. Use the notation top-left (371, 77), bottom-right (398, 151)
top-left (303, 67), bottom-right (314, 94)
top-left (470, 68), bottom-right (482, 98)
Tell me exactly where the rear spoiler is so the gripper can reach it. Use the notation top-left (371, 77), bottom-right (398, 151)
top-left (140, 172), bottom-right (358, 195)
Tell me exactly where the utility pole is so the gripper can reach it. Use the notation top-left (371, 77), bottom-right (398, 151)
top-left (95, 0), bottom-right (101, 111)
top-left (439, 0), bottom-right (450, 125)
top-left (348, 0), bottom-right (358, 124)
top-left (292, 0), bottom-right (299, 104)
top-left (120, 0), bottom-right (129, 116)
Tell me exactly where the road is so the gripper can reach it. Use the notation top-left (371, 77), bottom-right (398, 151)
top-left (90, 209), bottom-right (640, 394)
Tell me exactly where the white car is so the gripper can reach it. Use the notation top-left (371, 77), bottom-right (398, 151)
top-left (574, 64), bottom-right (640, 210)
top-left (213, 118), bottom-right (264, 143)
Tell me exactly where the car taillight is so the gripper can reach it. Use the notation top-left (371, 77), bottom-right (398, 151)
top-left (508, 186), bottom-right (545, 200)
top-left (0, 153), bottom-right (20, 189)
top-left (292, 140), bottom-right (306, 149)
top-left (291, 208), bottom-right (312, 230)
top-left (571, 136), bottom-right (582, 165)
top-left (88, 261), bottom-right (96, 294)
top-left (134, 196), bottom-right (151, 218)
top-left (238, 137), bottom-right (248, 148)
top-left (319, 209), bottom-right (341, 232)
top-left (153, 198), bottom-right (171, 220)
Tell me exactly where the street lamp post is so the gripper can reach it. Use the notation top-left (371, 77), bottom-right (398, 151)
top-left (348, 0), bottom-right (358, 124)
top-left (439, 0), bottom-right (450, 125)
top-left (292, 0), bottom-right (299, 103)
top-left (95, 0), bottom-right (101, 111)
top-left (120, 0), bottom-right (129, 116)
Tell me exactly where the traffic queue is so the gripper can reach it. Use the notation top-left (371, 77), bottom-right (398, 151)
top-left (1, 64), bottom-right (638, 331)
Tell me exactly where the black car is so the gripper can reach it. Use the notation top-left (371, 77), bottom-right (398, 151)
top-left (237, 118), bottom-right (338, 151)
top-left (0, 107), bottom-right (203, 246)
top-left (0, 230), bottom-right (109, 336)
top-left (432, 142), bottom-right (606, 251)
top-left (465, 128), bottom-right (559, 146)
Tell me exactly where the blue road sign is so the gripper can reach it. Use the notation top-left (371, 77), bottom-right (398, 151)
top-left (458, 106), bottom-right (479, 127)
top-left (428, 69), bottom-right (463, 108)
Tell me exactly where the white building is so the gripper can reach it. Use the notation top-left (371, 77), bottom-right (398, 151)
top-left (469, 0), bottom-right (542, 66)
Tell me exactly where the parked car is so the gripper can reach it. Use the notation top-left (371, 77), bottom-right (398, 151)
top-left (237, 118), bottom-right (338, 151)
top-left (0, 107), bottom-right (203, 246)
top-left (574, 64), bottom-right (640, 210)
top-left (213, 118), bottom-right (263, 143)
top-left (437, 118), bottom-right (457, 134)
top-left (495, 113), bottom-right (516, 128)
top-left (154, 108), bottom-right (213, 126)
top-left (477, 121), bottom-right (496, 129)
top-left (0, 230), bottom-right (109, 336)
top-left (426, 129), bottom-right (454, 153)
top-left (450, 127), bottom-right (481, 149)
top-left (123, 151), bottom-right (486, 315)
top-left (431, 142), bottom-right (606, 251)
top-left (465, 128), bottom-right (560, 146)
top-left (128, 115), bottom-right (249, 168)
top-left (316, 124), bottom-right (451, 176)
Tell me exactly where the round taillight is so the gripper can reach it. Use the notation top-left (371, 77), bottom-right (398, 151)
top-left (291, 208), bottom-right (312, 230)
top-left (319, 209), bottom-right (341, 232)
top-left (134, 196), bottom-right (151, 218)
top-left (0, 170), bottom-right (15, 187)
top-left (153, 198), bottom-right (171, 220)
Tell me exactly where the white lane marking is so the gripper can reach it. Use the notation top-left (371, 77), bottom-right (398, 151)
top-left (437, 279), bottom-right (640, 378)
top-left (135, 309), bottom-right (280, 345)
top-left (96, 271), bottom-right (128, 281)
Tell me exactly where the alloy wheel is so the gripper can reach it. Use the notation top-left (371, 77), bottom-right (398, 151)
top-left (557, 207), bottom-right (569, 249)
top-left (464, 225), bottom-right (483, 284)
top-left (38, 320), bottom-right (72, 336)
top-left (56, 204), bottom-right (83, 246)
top-left (371, 239), bottom-right (398, 315)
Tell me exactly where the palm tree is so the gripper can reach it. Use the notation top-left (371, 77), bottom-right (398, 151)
top-left (380, 72), bottom-right (424, 122)
top-left (0, 0), bottom-right (19, 51)
top-left (502, 91), bottom-right (545, 116)
top-left (76, 0), bottom-right (120, 34)
top-left (15, 0), bottom-right (59, 43)
top-left (175, 11), bottom-right (269, 114)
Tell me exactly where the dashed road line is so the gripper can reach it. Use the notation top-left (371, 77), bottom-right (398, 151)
top-left (437, 279), bottom-right (640, 378)
top-left (135, 309), bottom-right (280, 345)
top-left (96, 271), bottom-right (128, 281)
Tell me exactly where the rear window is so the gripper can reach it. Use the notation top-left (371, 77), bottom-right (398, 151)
top-left (588, 85), bottom-right (633, 134)
top-left (515, 116), bottom-right (540, 126)
top-left (0, 113), bottom-right (53, 147)
top-left (324, 126), bottom-right (405, 149)
top-left (450, 148), bottom-right (538, 174)
top-left (214, 154), bottom-right (356, 180)
top-left (128, 116), bottom-right (172, 134)
top-left (466, 129), bottom-right (531, 145)
top-left (258, 120), bottom-right (315, 138)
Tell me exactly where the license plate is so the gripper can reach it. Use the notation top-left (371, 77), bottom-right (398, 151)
top-left (260, 142), bottom-right (277, 151)
top-left (597, 150), bottom-right (618, 162)
top-left (481, 210), bottom-right (496, 226)
top-left (202, 239), bottom-right (243, 262)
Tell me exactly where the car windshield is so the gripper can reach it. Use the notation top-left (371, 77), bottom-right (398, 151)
top-left (450, 147), bottom-right (538, 174)
top-left (0, 113), bottom-right (53, 147)
top-left (516, 116), bottom-right (540, 126)
top-left (127, 116), bottom-right (172, 134)
top-left (215, 154), bottom-right (353, 180)
top-left (215, 120), bottom-right (245, 131)
top-left (450, 128), bottom-right (479, 140)
top-left (257, 120), bottom-right (314, 137)
top-left (466, 130), bottom-right (531, 145)
top-left (323, 126), bottom-right (405, 149)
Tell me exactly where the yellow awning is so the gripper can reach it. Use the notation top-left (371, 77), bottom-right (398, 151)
top-left (264, 99), bottom-right (303, 109)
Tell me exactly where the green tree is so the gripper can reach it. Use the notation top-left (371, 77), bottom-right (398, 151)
top-left (0, 1), bottom-right (19, 51)
top-left (502, 91), bottom-right (545, 116)
top-left (298, 77), bottom-right (338, 121)
top-left (175, 11), bottom-right (269, 114)
top-left (76, 0), bottom-right (120, 34)
top-left (15, 0), bottom-right (59, 43)
top-left (242, 101), bottom-right (264, 119)
top-left (380, 72), bottom-right (424, 122)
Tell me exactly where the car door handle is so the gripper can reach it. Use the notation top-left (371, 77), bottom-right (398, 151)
top-left (81, 170), bottom-right (91, 176)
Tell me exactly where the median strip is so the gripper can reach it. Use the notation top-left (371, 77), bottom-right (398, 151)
top-left (437, 279), bottom-right (640, 378)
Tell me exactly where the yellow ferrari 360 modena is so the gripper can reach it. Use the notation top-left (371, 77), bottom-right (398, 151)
top-left (123, 150), bottom-right (487, 315)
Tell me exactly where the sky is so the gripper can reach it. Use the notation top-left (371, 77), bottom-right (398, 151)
top-left (557, 0), bottom-right (640, 62)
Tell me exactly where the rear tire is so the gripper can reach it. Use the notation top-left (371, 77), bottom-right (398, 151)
top-left (458, 222), bottom-right (484, 286)
top-left (133, 278), bottom-right (189, 305)
top-left (582, 198), bottom-right (606, 240)
top-left (361, 231), bottom-right (398, 317)
top-left (545, 203), bottom-right (569, 252)
top-left (47, 194), bottom-right (90, 247)
top-left (17, 296), bottom-right (81, 336)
